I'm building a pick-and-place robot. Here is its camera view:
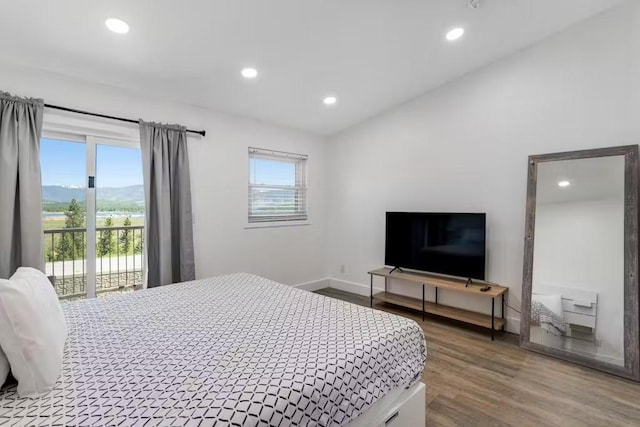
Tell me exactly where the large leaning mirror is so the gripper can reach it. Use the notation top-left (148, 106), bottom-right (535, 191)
top-left (521, 145), bottom-right (640, 381)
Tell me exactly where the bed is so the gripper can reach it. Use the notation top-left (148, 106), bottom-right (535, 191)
top-left (530, 285), bottom-right (600, 354)
top-left (0, 273), bottom-right (426, 426)
top-left (531, 298), bottom-right (566, 335)
top-left (530, 297), bottom-right (566, 349)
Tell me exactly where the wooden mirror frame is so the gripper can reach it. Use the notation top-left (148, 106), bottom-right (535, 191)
top-left (520, 145), bottom-right (640, 381)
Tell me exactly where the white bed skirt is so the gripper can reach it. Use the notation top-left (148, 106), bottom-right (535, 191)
top-left (348, 381), bottom-right (426, 427)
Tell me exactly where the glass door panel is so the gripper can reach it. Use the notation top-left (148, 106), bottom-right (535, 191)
top-left (40, 138), bottom-right (88, 300)
top-left (95, 142), bottom-right (145, 297)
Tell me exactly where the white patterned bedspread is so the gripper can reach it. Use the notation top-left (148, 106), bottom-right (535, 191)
top-left (0, 273), bottom-right (426, 426)
top-left (531, 300), bottom-right (565, 335)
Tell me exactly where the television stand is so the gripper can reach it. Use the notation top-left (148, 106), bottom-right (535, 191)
top-left (368, 267), bottom-right (509, 340)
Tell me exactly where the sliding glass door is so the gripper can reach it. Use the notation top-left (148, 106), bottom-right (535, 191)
top-left (41, 136), bottom-right (145, 300)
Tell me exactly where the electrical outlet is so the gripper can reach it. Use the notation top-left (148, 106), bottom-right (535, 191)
top-left (339, 265), bottom-right (345, 274)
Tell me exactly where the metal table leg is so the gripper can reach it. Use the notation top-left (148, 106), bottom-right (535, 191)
top-left (491, 297), bottom-right (495, 341)
top-left (501, 294), bottom-right (505, 331)
top-left (435, 287), bottom-right (438, 305)
top-left (370, 274), bottom-right (373, 308)
top-left (422, 284), bottom-right (425, 321)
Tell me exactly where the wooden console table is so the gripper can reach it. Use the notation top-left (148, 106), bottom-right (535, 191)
top-left (368, 267), bottom-right (509, 340)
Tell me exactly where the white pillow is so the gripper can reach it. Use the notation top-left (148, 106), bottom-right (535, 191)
top-left (0, 346), bottom-right (9, 386)
top-left (0, 267), bottom-right (67, 397)
top-left (532, 293), bottom-right (564, 320)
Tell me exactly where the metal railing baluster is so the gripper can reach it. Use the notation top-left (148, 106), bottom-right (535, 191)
top-left (44, 225), bottom-right (144, 299)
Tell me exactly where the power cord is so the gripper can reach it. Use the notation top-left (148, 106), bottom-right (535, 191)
top-left (505, 304), bottom-right (521, 314)
top-left (504, 296), bottom-right (521, 314)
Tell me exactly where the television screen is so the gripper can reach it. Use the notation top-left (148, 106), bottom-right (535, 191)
top-left (385, 212), bottom-right (486, 280)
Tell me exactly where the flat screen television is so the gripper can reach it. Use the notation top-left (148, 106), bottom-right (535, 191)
top-left (385, 212), bottom-right (486, 280)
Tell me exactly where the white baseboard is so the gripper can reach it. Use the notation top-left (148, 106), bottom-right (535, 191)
top-left (293, 278), bottom-right (330, 292)
top-left (329, 278), bottom-right (384, 296)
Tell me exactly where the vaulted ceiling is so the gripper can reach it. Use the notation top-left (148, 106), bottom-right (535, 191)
top-left (0, 0), bottom-right (621, 135)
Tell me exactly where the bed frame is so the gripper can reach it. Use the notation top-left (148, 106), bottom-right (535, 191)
top-left (348, 381), bottom-right (426, 426)
top-left (530, 325), bottom-right (563, 348)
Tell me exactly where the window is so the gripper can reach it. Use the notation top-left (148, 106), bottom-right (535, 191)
top-left (248, 148), bottom-right (308, 223)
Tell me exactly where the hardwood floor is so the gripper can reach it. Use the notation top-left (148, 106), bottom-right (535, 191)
top-left (314, 288), bottom-right (640, 427)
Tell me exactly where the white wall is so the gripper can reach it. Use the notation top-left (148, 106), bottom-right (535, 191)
top-left (533, 198), bottom-right (624, 361)
top-left (0, 61), bottom-right (328, 286)
top-left (325, 1), bottom-right (640, 331)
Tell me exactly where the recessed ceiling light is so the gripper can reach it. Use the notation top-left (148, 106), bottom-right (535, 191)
top-left (241, 68), bottom-right (258, 79)
top-left (446, 27), bottom-right (465, 41)
top-left (323, 96), bottom-right (337, 106)
top-left (558, 180), bottom-right (571, 188)
top-left (105, 18), bottom-right (129, 34)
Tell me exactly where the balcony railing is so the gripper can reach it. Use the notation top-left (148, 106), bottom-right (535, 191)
top-left (44, 225), bottom-right (144, 300)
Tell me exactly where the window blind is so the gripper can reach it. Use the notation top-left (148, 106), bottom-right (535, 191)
top-left (248, 148), bottom-right (308, 222)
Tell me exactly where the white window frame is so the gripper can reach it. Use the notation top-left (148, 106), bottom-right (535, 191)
top-left (247, 147), bottom-right (309, 226)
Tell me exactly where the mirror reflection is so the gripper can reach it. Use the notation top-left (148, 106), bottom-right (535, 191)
top-left (531, 155), bottom-right (625, 366)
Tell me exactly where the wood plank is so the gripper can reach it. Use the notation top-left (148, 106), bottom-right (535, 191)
top-left (373, 291), bottom-right (505, 330)
top-left (374, 290), bottom-right (424, 311)
top-left (369, 267), bottom-right (508, 297)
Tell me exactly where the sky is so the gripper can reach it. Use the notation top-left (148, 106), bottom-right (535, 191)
top-left (250, 158), bottom-right (296, 186)
top-left (41, 138), bottom-right (296, 188)
top-left (40, 138), bottom-right (143, 188)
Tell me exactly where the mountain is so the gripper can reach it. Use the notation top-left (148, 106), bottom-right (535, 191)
top-left (42, 185), bottom-right (144, 204)
top-left (96, 186), bottom-right (144, 203)
top-left (42, 185), bottom-right (85, 202)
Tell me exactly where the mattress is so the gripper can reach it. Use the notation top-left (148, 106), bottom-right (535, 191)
top-left (0, 273), bottom-right (426, 426)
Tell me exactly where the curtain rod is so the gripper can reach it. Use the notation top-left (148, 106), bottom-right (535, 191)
top-left (44, 104), bottom-right (206, 137)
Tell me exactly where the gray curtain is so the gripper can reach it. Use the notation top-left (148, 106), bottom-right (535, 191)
top-left (139, 120), bottom-right (195, 287)
top-left (0, 92), bottom-right (45, 279)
